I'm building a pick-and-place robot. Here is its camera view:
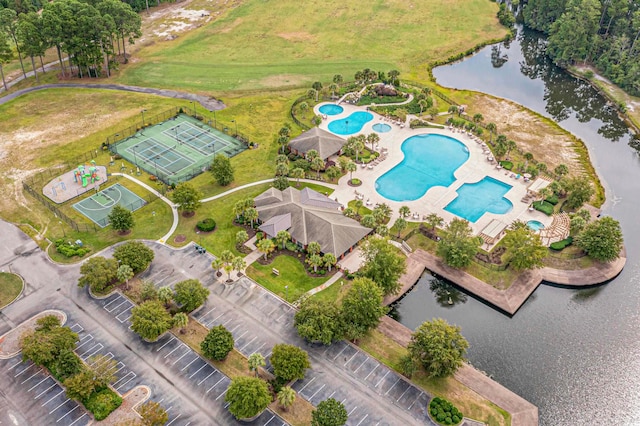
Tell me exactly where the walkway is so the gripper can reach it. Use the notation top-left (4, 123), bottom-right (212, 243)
top-left (200, 178), bottom-right (337, 203)
top-left (304, 271), bottom-right (343, 297)
top-left (0, 83), bottom-right (225, 111)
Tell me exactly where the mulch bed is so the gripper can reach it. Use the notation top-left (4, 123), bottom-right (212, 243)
top-left (347, 179), bottom-right (362, 187)
top-left (174, 234), bottom-right (187, 243)
top-left (475, 246), bottom-right (506, 265)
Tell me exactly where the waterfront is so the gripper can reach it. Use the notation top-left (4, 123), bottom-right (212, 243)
top-left (393, 26), bottom-right (640, 425)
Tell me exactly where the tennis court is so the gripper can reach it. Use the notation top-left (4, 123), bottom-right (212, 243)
top-left (110, 114), bottom-right (246, 185)
top-left (72, 184), bottom-right (146, 228)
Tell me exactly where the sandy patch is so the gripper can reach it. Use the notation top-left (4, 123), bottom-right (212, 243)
top-left (152, 8), bottom-right (212, 38)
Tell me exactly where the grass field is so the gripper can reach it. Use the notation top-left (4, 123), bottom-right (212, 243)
top-left (116, 0), bottom-right (506, 93)
top-left (0, 273), bottom-right (23, 308)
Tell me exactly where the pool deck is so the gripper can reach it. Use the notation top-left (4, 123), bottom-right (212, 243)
top-left (315, 102), bottom-right (553, 236)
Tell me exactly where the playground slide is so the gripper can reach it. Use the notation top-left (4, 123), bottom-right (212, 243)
top-left (81, 175), bottom-right (88, 187)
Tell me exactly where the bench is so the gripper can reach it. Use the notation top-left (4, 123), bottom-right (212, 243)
top-left (272, 268), bottom-right (280, 276)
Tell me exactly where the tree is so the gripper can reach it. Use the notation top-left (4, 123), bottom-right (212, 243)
top-left (366, 133), bottom-right (380, 151)
top-left (486, 123), bottom-right (497, 143)
top-left (236, 230), bottom-right (249, 247)
top-left (64, 369), bottom-right (96, 401)
top-left (173, 279), bottom-right (209, 313)
top-left (291, 167), bottom-right (305, 186)
top-left (211, 258), bottom-right (224, 277)
top-left (311, 156), bottom-right (325, 179)
top-left (554, 164), bottom-right (569, 179)
top-left (274, 177), bottom-right (289, 193)
top-left (361, 214), bottom-right (377, 229)
top-left (17, 12), bottom-right (46, 83)
top-left (306, 254), bottom-right (323, 273)
top-left (311, 398), bottom-right (348, 426)
top-left (328, 83), bottom-right (339, 98)
top-left (425, 213), bottom-right (444, 232)
top-left (138, 401), bottom-right (169, 426)
top-left (0, 31), bottom-right (12, 91)
top-left (51, 349), bottom-right (82, 381)
top-left (437, 219), bottom-right (482, 268)
top-left (116, 264), bottom-right (134, 289)
top-left (341, 277), bottom-right (387, 341)
top-left (21, 319), bottom-right (78, 366)
top-left (277, 386), bottom-right (297, 411)
top-left (248, 353), bottom-right (265, 377)
top-left (562, 176), bottom-right (594, 210)
top-left (225, 377), bottom-right (271, 420)
top-left (372, 203), bottom-right (392, 224)
top-left (171, 183), bottom-right (202, 214)
top-left (399, 205), bottom-right (411, 218)
top-left (97, 0), bottom-right (141, 65)
top-left (376, 225), bottom-right (389, 237)
top-left (294, 298), bottom-right (343, 345)
top-left (108, 205), bottom-right (134, 233)
top-left (172, 312), bottom-right (189, 334)
top-left (333, 74), bottom-right (343, 84)
top-left (276, 230), bottom-right (291, 249)
top-left (547, 0), bottom-right (600, 65)
top-left (244, 207), bottom-right (259, 228)
top-left (211, 155), bottom-right (234, 186)
top-left (257, 238), bottom-right (275, 261)
top-left (87, 354), bottom-right (118, 388)
top-left (0, 9), bottom-right (26, 79)
top-left (323, 253), bottom-right (337, 271)
top-left (78, 256), bottom-right (118, 293)
top-left (346, 161), bottom-right (357, 181)
top-left (575, 216), bottom-right (624, 262)
top-left (201, 325), bottom-right (234, 361)
top-left (131, 300), bottom-right (172, 341)
top-left (408, 318), bottom-right (469, 378)
top-left (157, 286), bottom-right (173, 306)
top-left (394, 217), bottom-right (408, 238)
top-left (270, 343), bottom-right (311, 382)
top-left (306, 241), bottom-right (322, 255)
top-left (360, 237), bottom-right (406, 296)
top-left (505, 140), bottom-right (517, 159)
top-left (113, 241), bottom-right (154, 273)
top-left (502, 223), bottom-right (548, 271)
top-left (140, 281), bottom-right (159, 301)
top-left (325, 165), bottom-right (342, 182)
top-left (311, 81), bottom-right (323, 101)
top-left (232, 256), bottom-right (246, 277)
top-left (276, 162), bottom-right (289, 177)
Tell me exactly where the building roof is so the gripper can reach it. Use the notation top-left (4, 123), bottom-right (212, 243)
top-left (288, 127), bottom-right (346, 160)
top-left (527, 178), bottom-right (551, 194)
top-left (481, 219), bottom-right (508, 240)
top-left (255, 187), bottom-right (371, 255)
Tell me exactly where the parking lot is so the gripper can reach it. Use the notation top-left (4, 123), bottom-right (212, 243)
top-left (98, 292), bottom-right (286, 426)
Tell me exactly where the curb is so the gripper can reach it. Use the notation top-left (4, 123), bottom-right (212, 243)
top-left (0, 309), bottom-right (67, 359)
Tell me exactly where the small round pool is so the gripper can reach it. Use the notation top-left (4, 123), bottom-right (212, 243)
top-left (372, 123), bottom-right (392, 133)
top-left (527, 220), bottom-right (545, 231)
top-left (318, 104), bottom-right (344, 116)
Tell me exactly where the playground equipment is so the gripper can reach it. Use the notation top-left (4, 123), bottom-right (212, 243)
top-left (74, 161), bottom-right (101, 188)
top-left (51, 179), bottom-right (66, 197)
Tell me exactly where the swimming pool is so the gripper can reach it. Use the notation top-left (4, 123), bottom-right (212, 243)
top-left (375, 134), bottom-right (469, 201)
top-left (319, 104), bottom-right (344, 116)
top-left (444, 177), bottom-right (513, 223)
top-left (527, 220), bottom-right (545, 231)
top-left (372, 123), bottom-right (392, 133)
top-left (328, 111), bottom-right (374, 135)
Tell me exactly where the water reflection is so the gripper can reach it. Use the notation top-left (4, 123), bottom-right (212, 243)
top-left (429, 276), bottom-right (467, 308)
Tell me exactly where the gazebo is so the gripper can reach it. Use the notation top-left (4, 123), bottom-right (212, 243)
top-left (288, 128), bottom-right (347, 160)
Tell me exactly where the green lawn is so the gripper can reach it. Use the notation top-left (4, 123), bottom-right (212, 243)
top-left (246, 255), bottom-right (329, 303)
top-left (0, 273), bottom-right (23, 308)
top-left (310, 279), bottom-right (353, 304)
top-left (116, 0), bottom-right (505, 93)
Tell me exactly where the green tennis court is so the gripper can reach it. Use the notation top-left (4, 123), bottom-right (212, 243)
top-left (72, 184), bottom-right (146, 227)
top-left (110, 114), bottom-right (246, 185)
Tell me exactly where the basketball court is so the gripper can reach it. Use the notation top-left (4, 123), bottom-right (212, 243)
top-left (72, 184), bottom-right (146, 228)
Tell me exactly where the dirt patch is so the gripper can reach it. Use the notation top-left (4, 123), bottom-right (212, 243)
top-left (277, 32), bottom-right (315, 42)
top-left (174, 234), bottom-right (187, 243)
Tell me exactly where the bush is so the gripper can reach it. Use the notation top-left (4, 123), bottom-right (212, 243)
top-left (500, 160), bottom-right (513, 170)
top-left (550, 237), bottom-right (573, 251)
top-left (285, 241), bottom-right (298, 252)
top-left (350, 178), bottom-right (361, 185)
top-left (292, 159), bottom-right (311, 172)
top-left (55, 239), bottom-right (90, 258)
top-left (201, 325), bottom-right (234, 361)
top-left (196, 218), bottom-right (216, 232)
top-left (429, 397), bottom-right (463, 425)
top-left (532, 200), bottom-right (554, 216)
top-left (545, 194), bottom-right (559, 205)
top-left (83, 387), bottom-right (122, 421)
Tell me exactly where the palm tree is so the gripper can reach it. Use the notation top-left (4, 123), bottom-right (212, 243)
top-left (276, 163), bottom-right (289, 177)
top-left (399, 206), bottom-right (411, 218)
top-left (117, 264), bottom-right (134, 290)
top-left (361, 214), bottom-right (377, 229)
top-left (257, 238), bottom-right (275, 261)
top-left (278, 135), bottom-right (289, 154)
top-left (311, 156), bottom-right (325, 179)
top-left (248, 353), bottom-right (265, 377)
top-left (306, 241), bottom-right (321, 256)
top-left (232, 256), bottom-right (246, 277)
top-left (387, 69), bottom-right (400, 84)
top-left (486, 123), bottom-right (497, 144)
top-left (505, 140), bottom-right (517, 159)
top-left (333, 74), bottom-right (343, 84)
top-left (425, 213), bottom-right (444, 231)
top-left (323, 253), bottom-right (337, 271)
top-left (306, 254), bottom-right (323, 273)
top-left (277, 386), bottom-right (297, 412)
top-left (278, 125), bottom-right (291, 138)
top-left (354, 199), bottom-right (363, 217)
top-left (372, 208), bottom-right (386, 225)
top-left (158, 286), bottom-right (173, 307)
top-left (276, 230), bottom-right (291, 249)
top-left (311, 82), bottom-right (323, 101)
top-left (473, 113), bottom-right (484, 124)
top-left (211, 258), bottom-right (223, 276)
top-left (366, 133), bottom-right (380, 151)
top-left (448, 105), bottom-right (458, 115)
top-left (307, 89), bottom-right (317, 101)
top-left (523, 152), bottom-right (534, 169)
top-left (394, 217), bottom-right (408, 238)
top-left (223, 263), bottom-right (233, 282)
top-left (291, 167), bottom-right (305, 187)
top-left (306, 149), bottom-right (320, 162)
top-left (354, 70), bottom-right (364, 83)
top-left (418, 99), bottom-right (428, 114)
top-left (220, 250), bottom-right (235, 265)
top-left (554, 164), bottom-right (569, 179)
top-left (353, 138), bottom-right (364, 163)
top-left (233, 200), bottom-right (245, 221)
top-left (346, 161), bottom-right (357, 181)
top-left (244, 207), bottom-right (258, 228)
top-left (373, 203), bottom-right (392, 223)
top-left (276, 154), bottom-right (289, 165)
top-left (328, 83), bottom-right (339, 98)
top-left (376, 225), bottom-right (389, 237)
top-left (537, 162), bottom-right (548, 173)
top-left (173, 312), bottom-right (188, 334)
top-left (496, 134), bottom-right (507, 146)
top-left (236, 230), bottom-right (249, 247)
top-left (299, 102), bottom-right (309, 118)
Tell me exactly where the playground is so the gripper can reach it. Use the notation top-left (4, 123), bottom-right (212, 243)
top-left (72, 183), bottom-right (147, 228)
top-left (110, 114), bottom-right (246, 184)
top-left (42, 162), bottom-right (108, 203)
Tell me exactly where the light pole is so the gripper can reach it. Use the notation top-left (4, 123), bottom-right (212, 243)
top-left (285, 285), bottom-right (288, 300)
top-left (190, 101), bottom-right (197, 119)
top-left (231, 119), bottom-right (238, 137)
top-left (174, 125), bottom-right (180, 143)
top-left (141, 109), bottom-right (147, 127)
top-left (133, 146), bottom-right (138, 166)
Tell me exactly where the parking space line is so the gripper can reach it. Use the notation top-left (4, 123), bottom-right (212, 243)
top-left (263, 415), bottom-right (276, 425)
top-left (105, 299), bottom-right (128, 313)
top-left (42, 390), bottom-right (64, 406)
top-left (56, 405), bottom-right (79, 422)
top-left (353, 357), bottom-right (369, 373)
top-left (89, 352), bottom-right (114, 366)
top-left (27, 377), bottom-right (49, 391)
top-left (197, 370), bottom-right (217, 385)
top-left (206, 377), bottom-right (226, 394)
top-left (35, 382), bottom-right (57, 399)
top-left (348, 406), bottom-right (358, 416)
top-left (115, 373), bottom-right (136, 391)
top-left (78, 333), bottom-right (92, 342)
top-left (49, 398), bottom-right (71, 414)
top-left (249, 342), bottom-right (266, 355)
top-left (171, 350), bottom-right (191, 366)
top-left (163, 343), bottom-right (186, 358)
top-left (230, 324), bottom-right (242, 333)
top-left (397, 386), bottom-right (410, 402)
top-left (307, 384), bottom-right (325, 401)
top-left (408, 394), bottom-right (422, 410)
top-left (375, 370), bottom-right (390, 388)
top-left (81, 343), bottom-right (104, 360)
top-left (20, 370), bottom-right (41, 384)
top-left (200, 307), bottom-right (216, 319)
top-left (214, 388), bottom-right (228, 401)
top-left (117, 314), bottom-right (132, 323)
top-left (68, 413), bottom-right (87, 426)
top-left (236, 330), bottom-right (248, 340)
top-left (7, 359), bottom-right (23, 370)
top-left (75, 336), bottom-right (94, 350)
top-left (206, 313), bottom-right (225, 327)
top-left (332, 345), bottom-right (348, 361)
top-left (355, 414), bottom-right (369, 425)
top-left (189, 363), bottom-right (207, 378)
top-left (384, 378), bottom-right (401, 395)
top-left (239, 337), bottom-right (257, 351)
top-left (180, 356), bottom-right (200, 371)
top-left (166, 414), bottom-right (181, 425)
top-left (103, 296), bottom-right (124, 310)
top-left (221, 317), bottom-right (235, 327)
top-left (70, 323), bottom-right (84, 332)
top-left (156, 336), bottom-right (175, 352)
top-left (15, 364), bottom-right (34, 377)
top-left (344, 351), bottom-right (359, 366)
top-left (113, 363), bottom-right (126, 375)
top-left (297, 377), bottom-right (316, 393)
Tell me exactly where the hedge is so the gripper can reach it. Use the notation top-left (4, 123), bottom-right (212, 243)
top-left (429, 397), bottom-right (463, 425)
top-left (545, 194), bottom-right (559, 205)
top-left (532, 200), bottom-right (554, 216)
top-left (55, 239), bottom-right (90, 258)
top-left (196, 218), bottom-right (216, 232)
top-left (84, 388), bottom-right (123, 421)
top-left (500, 161), bottom-right (513, 170)
top-left (550, 237), bottom-right (573, 251)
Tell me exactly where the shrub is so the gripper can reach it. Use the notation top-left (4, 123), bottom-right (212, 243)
top-left (55, 239), bottom-right (90, 258)
top-left (532, 200), bottom-right (554, 216)
top-left (550, 237), bottom-right (574, 251)
top-left (500, 160), bottom-right (513, 170)
top-left (285, 241), bottom-right (298, 252)
top-left (201, 325), bottom-right (234, 361)
top-left (545, 194), bottom-right (559, 205)
top-left (350, 178), bottom-right (361, 185)
top-left (292, 159), bottom-right (311, 172)
top-left (429, 397), bottom-right (463, 425)
top-left (196, 218), bottom-right (216, 232)
top-left (84, 388), bottom-right (122, 421)
top-left (225, 377), bottom-right (271, 419)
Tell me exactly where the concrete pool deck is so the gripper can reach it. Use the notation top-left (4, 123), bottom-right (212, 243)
top-left (315, 102), bottom-right (553, 237)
